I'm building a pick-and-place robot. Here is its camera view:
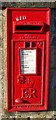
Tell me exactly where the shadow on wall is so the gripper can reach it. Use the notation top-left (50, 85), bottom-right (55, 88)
top-left (48, 9), bottom-right (56, 111)
top-left (52, 36), bottom-right (56, 111)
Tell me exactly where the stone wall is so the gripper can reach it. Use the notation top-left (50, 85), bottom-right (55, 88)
top-left (0, 2), bottom-right (56, 120)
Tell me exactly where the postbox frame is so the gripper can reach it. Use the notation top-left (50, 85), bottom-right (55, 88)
top-left (7, 8), bottom-right (50, 111)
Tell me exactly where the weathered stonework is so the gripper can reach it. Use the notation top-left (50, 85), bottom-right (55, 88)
top-left (1, 2), bottom-right (56, 8)
top-left (0, 2), bottom-right (56, 120)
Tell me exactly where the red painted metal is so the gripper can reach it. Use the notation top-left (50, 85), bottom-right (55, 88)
top-left (7, 8), bottom-right (50, 111)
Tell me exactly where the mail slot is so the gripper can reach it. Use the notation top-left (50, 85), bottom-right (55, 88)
top-left (7, 8), bottom-right (50, 111)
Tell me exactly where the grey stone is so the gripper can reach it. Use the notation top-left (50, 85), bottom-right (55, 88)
top-left (0, 2), bottom-right (56, 8)
top-left (1, 118), bottom-right (14, 120)
top-left (16, 118), bottom-right (28, 120)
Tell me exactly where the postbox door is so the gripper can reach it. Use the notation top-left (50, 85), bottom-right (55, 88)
top-left (12, 40), bottom-right (45, 106)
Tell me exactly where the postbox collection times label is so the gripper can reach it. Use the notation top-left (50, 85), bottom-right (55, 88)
top-left (20, 49), bottom-right (36, 74)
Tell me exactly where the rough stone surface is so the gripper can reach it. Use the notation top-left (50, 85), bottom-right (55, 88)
top-left (0, 5), bottom-right (2, 120)
top-left (0, 2), bottom-right (56, 120)
top-left (1, 118), bottom-right (14, 120)
top-left (1, 2), bottom-right (56, 8)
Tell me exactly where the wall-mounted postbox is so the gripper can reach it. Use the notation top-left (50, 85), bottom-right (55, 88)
top-left (7, 8), bottom-right (50, 111)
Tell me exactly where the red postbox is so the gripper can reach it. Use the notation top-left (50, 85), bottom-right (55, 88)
top-left (7, 8), bottom-right (50, 111)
